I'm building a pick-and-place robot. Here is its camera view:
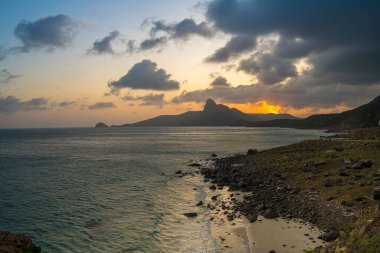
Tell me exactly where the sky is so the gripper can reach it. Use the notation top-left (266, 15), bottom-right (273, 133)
top-left (1, 0), bottom-right (379, 128)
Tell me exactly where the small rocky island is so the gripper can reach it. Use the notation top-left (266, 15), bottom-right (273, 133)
top-left (95, 122), bottom-right (108, 128)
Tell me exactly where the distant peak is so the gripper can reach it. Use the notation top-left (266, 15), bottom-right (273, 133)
top-left (203, 99), bottom-right (218, 111)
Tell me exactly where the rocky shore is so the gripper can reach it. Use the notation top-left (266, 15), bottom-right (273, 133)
top-left (197, 140), bottom-right (380, 252)
top-left (0, 231), bottom-right (40, 253)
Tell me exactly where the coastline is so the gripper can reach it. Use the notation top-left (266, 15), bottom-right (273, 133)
top-left (195, 138), bottom-right (380, 252)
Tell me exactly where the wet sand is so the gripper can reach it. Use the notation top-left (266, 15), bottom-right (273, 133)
top-left (205, 185), bottom-right (325, 253)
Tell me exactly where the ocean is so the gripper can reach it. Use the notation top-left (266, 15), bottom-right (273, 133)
top-left (0, 127), bottom-right (322, 252)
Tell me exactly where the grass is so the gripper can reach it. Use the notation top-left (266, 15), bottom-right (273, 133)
top-left (349, 232), bottom-right (380, 253)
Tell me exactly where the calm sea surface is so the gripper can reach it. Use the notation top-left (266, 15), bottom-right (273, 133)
top-left (0, 127), bottom-right (322, 252)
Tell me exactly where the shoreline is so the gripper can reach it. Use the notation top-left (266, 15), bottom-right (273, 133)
top-left (195, 138), bottom-right (380, 252)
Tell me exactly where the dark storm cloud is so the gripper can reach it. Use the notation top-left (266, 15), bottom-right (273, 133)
top-left (210, 76), bottom-right (230, 87)
top-left (205, 0), bottom-right (380, 87)
top-left (14, 14), bottom-right (77, 52)
top-left (239, 52), bottom-right (298, 85)
top-left (136, 18), bottom-right (214, 51)
top-left (88, 102), bottom-right (115, 110)
top-left (88, 30), bottom-right (120, 55)
top-left (0, 69), bottom-right (21, 84)
top-left (172, 80), bottom-right (380, 110)
top-left (205, 35), bottom-right (256, 62)
top-left (108, 59), bottom-right (180, 91)
top-left (0, 96), bottom-right (49, 114)
top-left (139, 37), bottom-right (167, 51)
top-left (149, 18), bottom-right (214, 40)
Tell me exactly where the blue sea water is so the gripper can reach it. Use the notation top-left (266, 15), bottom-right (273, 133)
top-left (0, 127), bottom-right (322, 252)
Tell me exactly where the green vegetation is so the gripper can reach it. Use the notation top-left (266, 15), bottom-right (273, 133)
top-left (349, 232), bottom-right (380, 253)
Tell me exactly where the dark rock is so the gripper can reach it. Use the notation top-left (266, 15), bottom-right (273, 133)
top-left (318, 230), bottom-right (340, 242)
top-left (362, 160), bottom-right (374, 168)
top-left (323, 179), bottom-right (335, 187)
top-left (188, 163), bottom-right (201, 167)
top-left (227, 214), bottom-right (234, 221)
top-left (0, 231), bottom-right (41, 253)
top-left (246, 213), bottom-right (258, 223)
top-left (334, 147), bottom-right (344, 151)
top-left (269, 250), bottom-right (277, 253)
top-left (373, 187), bottom-right (380, 200)
top-left (341, 201), bottom-right (354, 207)
top-left (351, 162), bottom-right (363, 170)
top-left (209, 185), bottom-right (217, 190)
top-left (263, 208), bottom-right (279, 219)
top-left (211, 153), bottom-right (218, 157)
top-left (238, 181), bottom-right (248, 189)
top-left (247, 149), bottom-right (258, 155)
top-left (314, 160), bottom-right (327, 167)
top-left (196, 201), bottom-right (203, 206)
top-left (211, 195), bottom-right (218, 201)
top-left (174, 170), bottom-right (182, 175)
top-left (183, 212), bottom-right (197, 218)
top-left (339, 170), bottom-right (350, 177)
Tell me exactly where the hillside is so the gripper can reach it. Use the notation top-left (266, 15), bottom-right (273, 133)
top-left (247, 95), bottom-right (380, 131)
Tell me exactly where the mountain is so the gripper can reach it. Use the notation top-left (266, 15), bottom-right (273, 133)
top-left (115, 99), bottom-right (296, 127)
top-left (245, 95), bottom-right (380, 131)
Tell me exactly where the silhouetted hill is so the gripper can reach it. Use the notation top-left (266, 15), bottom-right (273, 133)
top-left (247, 96), bottom-right (380, 131)
top-left (95, 122), bottom-right (108, 128)
top-left (116, 99), bottom-right (296, 127)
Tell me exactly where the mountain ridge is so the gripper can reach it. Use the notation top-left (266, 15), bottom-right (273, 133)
top-left (106, 99), bottom-right (296, 127)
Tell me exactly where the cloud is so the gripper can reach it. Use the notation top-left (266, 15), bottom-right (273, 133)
top-left (150, 18), bottom-right (214, 40)
top-left (139, 37), bottom-right (167, 51)
top-left (14, 14), bottom-right (78, 52)
top-left (205, 0), bottom-right (380, 87)
top-left (136, 18), bottom-right (214, 51)
top-left (88, 30), bottom-right (120, 55)
top-left (0, 47), bottom-right (9, 61)
top-left (0, 69), bottom-right (21, 84)
top-left (238, 52), bottom-right (297, 85)
top-left (205, 35), bottom-right (257, 62)
top-left (0, 96), bottom-right (49, 114)
top-left (139, 93), bottom-right (165, 107)
top-left (88, 102), bottom-right (116, 110)
top-left (172, 77), bottom-right (380, 111)
top-left (58, 101), bottom-right (76, 107)
top-left (121, 93), bottom-right (166, 107)
top-left (210, 76), bottom-right (230, 87)
top-left (108, 59), bottom-right (180, 91)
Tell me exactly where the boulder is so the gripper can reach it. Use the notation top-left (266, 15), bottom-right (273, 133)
top-left (183, 212), bottom-right (197, 218)
top-left (351, 162), bottom-right (363, 170)
top-left (247, 149), bottom-right (258, 155)
top-left (0, 231), bottom-right (41, 253)
top-left (209, 185), bottom-right (217, 190)
top-left (195, 201), bottom-right (203, 206)
top-left (246, 213), bottom-right (258, 223)
top-left (318, 230), bottom-right (340, 242)
top-left (373, 187), bottom-right (380, 200)
top-left (263, 208), bottom-right (279, 219)
top-left (362, 159), bottom-right (374, 168)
